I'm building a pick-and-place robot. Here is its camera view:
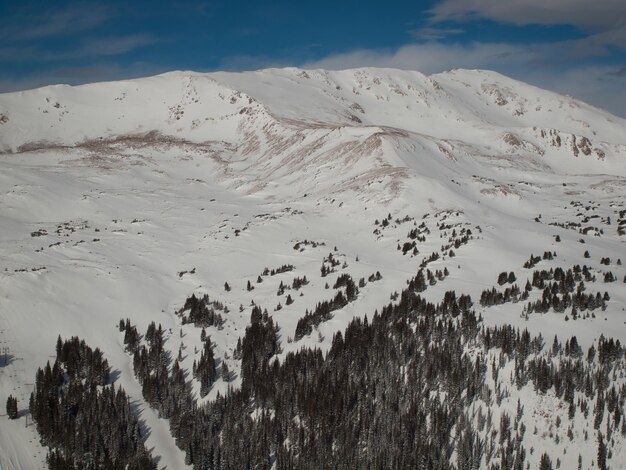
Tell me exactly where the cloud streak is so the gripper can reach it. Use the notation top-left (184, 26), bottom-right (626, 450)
top-left (303, 42), bottom-right (531, 74)
top-left (0, 2), bottom-right (112, 42)
top-left (428, 0), bottom-right (626, 49)
top-left (429, 0), bottom-right (626, 30)
top-left (409, 27), bottom-right (464, 41)
top-left (43, 34), bottom-right (158, 61)
top-left (0, 34), bottom-right (157, 63)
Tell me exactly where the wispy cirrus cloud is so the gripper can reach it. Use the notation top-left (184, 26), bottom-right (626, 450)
top-left (428, 0), bottom-right (626, 49)
top-left (0, 2), bottom-right (113, 42)
top-left (409, 27), bottom-right (464, 41)
top-left (0, 1), bottom-right (157, 64)
top-left (428, 0), bottom-right (626, 29)
top-left (0, 34), bottom-right (157, 62)
top-left (604, 66), bottom-right (626, 78)
top-left (43, 34), bottom-right (158, 61)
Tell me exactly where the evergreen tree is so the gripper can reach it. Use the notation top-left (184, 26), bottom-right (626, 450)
top-left (597, 431), bottom-right (607, 470)
top-left (221, 362), bottom-right (230, 382)
top-left (6, 394), bottom-right (17, 419)
top-left (196, 339), bottom-right (216, 398)
top-left (539, 452), bottom-right (552, 470)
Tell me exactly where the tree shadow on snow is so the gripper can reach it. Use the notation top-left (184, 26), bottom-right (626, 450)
top-left (0, 353), bottom-right (15, 368)
top-left (108, 368), bottom-right (121, 384)
top-left (129, 398), bottom-right (153, 441)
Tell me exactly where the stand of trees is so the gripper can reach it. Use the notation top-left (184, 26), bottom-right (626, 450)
top-left (126, 272), bottom-right (625, 469)
top-left (178, 294), bottom-right (225, 328)
top-left (29, 336), bottom-right (156, 470)
top-left (28, 256), bottom-right (626, 469)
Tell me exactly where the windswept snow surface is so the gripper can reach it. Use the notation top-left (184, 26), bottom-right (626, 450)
top-left (0, 67), bottom-right (624, 469)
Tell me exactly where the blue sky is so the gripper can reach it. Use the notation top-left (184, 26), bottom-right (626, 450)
top-left (1, 0), bottom-right (624, 116)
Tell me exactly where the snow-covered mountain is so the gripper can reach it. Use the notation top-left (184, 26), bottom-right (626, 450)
top-left (0, 68), bottom-right (624, 469)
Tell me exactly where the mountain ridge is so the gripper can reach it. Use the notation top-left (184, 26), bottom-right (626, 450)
top-left (1, 67), bottom-right (624, 204)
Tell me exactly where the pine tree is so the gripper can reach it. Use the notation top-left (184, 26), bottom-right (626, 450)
top-left (196, 340), bottom-right (215, 397)
top-left (55, 335), bottom-right (62, 358)
top-left (224, 282), bottom-right (231, 292)
top-left (539, 452), bottom-right (552, 470)
top-left (221, 362), bottom-right (230, 382)
top-left (597, 431), bottom-right (607, 470)
top-left (6, 395), bottom-right (17, 419)
top-left (345, 279), bottom-right (358, 301)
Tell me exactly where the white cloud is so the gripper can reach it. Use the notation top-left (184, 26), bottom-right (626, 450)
top-left (429, 0), bottom-right (626, 49)
top-left (429, 0), bottom-right (626, 29)
top-left (303, 42), bottom-right (531, 74)
top-left (217, 54), bottom-right (292, 72)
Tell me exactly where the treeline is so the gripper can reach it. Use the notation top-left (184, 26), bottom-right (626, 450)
top-left (29, 336), bottom-right (156, 470)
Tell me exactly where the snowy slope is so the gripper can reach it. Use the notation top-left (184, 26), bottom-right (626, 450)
top-left (0, 67), bottom-right (624, 469)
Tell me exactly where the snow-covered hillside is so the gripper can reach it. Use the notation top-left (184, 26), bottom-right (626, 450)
top-left (0, 67), bottom-right (624, 469)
